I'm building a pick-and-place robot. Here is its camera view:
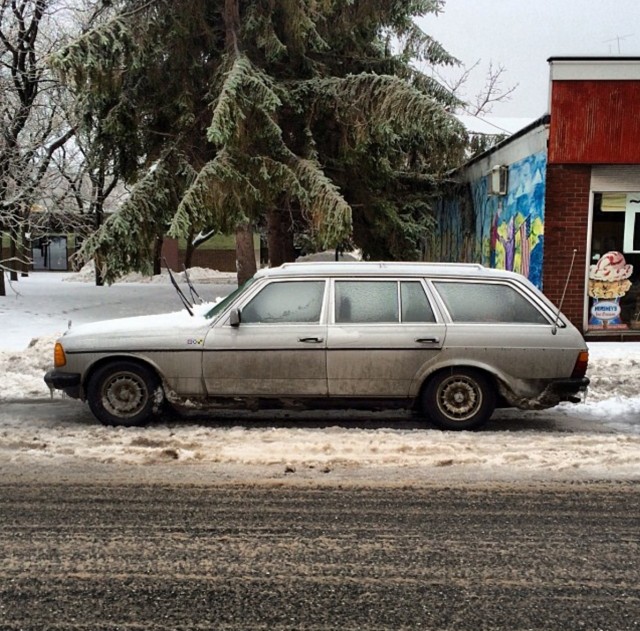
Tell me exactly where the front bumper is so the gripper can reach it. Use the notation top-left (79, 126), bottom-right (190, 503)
top-left (44, 369), bottom-right (82, 399)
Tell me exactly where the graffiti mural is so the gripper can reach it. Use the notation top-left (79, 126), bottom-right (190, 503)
top-left (429, 151), bottom-right (546, 288)
top-left (431, 183), bottom-right (478, 263)
top-left (473, 152), bottom-right (546, 288)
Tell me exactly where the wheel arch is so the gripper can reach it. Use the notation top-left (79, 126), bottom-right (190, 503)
top-left (84, 356), bottom-right (168, 426)
top-left (414, 360), bottom-right (503, 403)
top-left (83, 354), bottom-right (164, 395)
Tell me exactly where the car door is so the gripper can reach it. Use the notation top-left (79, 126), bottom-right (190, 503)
top-left (326, 279), bottom-right (446, 397)
top-left (203, 279), bottom-right (328, 397)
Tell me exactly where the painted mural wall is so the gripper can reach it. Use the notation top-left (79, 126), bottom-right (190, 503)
top-left (431, 151), bottom-right (546, 289)
top-left (484, 151), bottom-right (546, 288)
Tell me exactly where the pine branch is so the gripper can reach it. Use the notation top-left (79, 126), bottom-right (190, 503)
top-left (292, 158), bottom-right (352, 249)
top-left (49, 16), bottom-right (132, 86)
top-left (169, 150), bottom-right (303, 237)
top-left (207, 54), bottom-right (281, 147)
top-left (294, 73), bottom-right (465, 144)
top-left (75, 157), bottom-right (177, 283)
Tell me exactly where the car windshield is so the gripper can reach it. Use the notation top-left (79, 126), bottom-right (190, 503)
top-left (204, 277), bottom-right (256, 320)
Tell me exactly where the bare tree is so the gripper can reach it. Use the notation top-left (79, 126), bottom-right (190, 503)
top-left (467, 61), bottom-right (518, 116)
top-left (431, 59), bottom-right (519, 157)
top-left (433, 59), bottom-right (518, 116)
top-left (0, 0), bottom-right (75, 295)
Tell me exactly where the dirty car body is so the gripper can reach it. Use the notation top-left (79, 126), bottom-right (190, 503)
top-left (44, 262), bottom-right (589, 430)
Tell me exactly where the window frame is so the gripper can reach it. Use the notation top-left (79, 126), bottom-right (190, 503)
top-left (331, 278), bottom-right (440, 325)
top-left (235, 278), bottom-right (328, 325)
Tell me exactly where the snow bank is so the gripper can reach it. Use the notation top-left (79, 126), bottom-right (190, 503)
top-left (1, 335), bottom-right (59, 400)
top-left (0, 408), bottom-right (638, 479)
top-left (64, 261), bottom-right (237, 284)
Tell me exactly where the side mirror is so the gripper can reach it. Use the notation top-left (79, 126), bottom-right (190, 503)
top-left (229, 308), bottom-right (241, 328)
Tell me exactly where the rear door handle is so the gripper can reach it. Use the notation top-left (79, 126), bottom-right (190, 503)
top-left (416, 337), bottom-right (440, 344)
top-left (299, 337), bottom-right (324, 343)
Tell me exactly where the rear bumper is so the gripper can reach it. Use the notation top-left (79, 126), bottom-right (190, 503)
top-left (549, 376), bottom-right (590, 392)
top-left (502, 376), bottom-right (590, 410)
top-left (546, 376), bottom-right (590, 403)
top-left (44, 369), bottom-right (82, 399)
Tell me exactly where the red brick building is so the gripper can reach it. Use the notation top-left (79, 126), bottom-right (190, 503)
top-left (546, 57), bottom-right (640, 338)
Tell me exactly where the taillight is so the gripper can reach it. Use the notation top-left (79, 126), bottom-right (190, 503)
top-left (54, 342), bottom-right (67, 368)
top-left (571, 350), bottom-right (589, 378)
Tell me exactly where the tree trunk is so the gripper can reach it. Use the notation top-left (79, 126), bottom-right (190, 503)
top-left (20, 228), bottom-right (29, 276)
top-left (224, 0), bottom-right (240, 53)
top-left (235, 223), bottom-right (256, 285)
top-left (224, 0), bottom-right (251, 287)
top-left (267, 204), bottom-right (296, 267)
top-left (9, 234), bottom-right (18, 282)
top-left (0, 233), bottom-right (5, 296)
top-left (93, 186), bottom-right (105, 286)
top-left (184, 228), bottom-right (195, 269)
top-left (94, 256), bottom-right (105, 286)
top-left (153, 235), bottom-right (163, 276)
top-left (267, 207), bottom-right (285, 267)
top-left (283, 218), bottom-right (296, 262)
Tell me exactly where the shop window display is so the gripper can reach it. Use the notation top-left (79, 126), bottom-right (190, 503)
top-left (588, 193), bottom-right (640, 331)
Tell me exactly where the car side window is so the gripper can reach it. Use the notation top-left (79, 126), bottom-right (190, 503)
top-left (401, 281), bottom-right (436, 323)
top-left (240, 281), bottom-right (325, 324)
top-left (335, 281), bottom-right (399, 323)
top-left (433, 281), bottom-right (549, 324)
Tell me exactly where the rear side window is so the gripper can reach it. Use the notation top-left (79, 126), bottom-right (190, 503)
top-left (401, 282), bottom-right (436, 323)
top-left (335, 280), bottom-right (436, 324)
top-left (335, 281), bottom-right (398, 323)
top-left (433, 281), bottom-right (549, 324)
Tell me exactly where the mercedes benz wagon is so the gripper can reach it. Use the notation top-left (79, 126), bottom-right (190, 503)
top-left (44, 262), bottom-right (589, 430)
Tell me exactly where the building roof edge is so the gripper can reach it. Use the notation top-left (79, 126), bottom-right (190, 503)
top-left (458, 113), bottom-right (550, 170)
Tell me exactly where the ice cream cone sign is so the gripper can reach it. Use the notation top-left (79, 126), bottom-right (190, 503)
top-left (588, 251), bottom-right (633, 329)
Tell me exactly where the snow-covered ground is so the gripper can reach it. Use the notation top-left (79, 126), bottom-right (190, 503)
top-left (1, 269), bottom-right (639, 481)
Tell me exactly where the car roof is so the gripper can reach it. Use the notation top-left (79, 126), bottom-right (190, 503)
top-left (255, 261), bottom-right (525, 281)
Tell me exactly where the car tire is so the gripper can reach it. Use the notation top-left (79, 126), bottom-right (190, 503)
top-left (422, 368), bottom-right (495, 431)
top-left (87, 361), bottom-right (161, 427)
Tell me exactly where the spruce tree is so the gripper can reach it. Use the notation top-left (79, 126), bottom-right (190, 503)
top-left (52, 0), bottom-right (466, 283)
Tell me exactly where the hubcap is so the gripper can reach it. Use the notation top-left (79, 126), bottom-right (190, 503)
top-left (102, 373), bottom-right (147, 418)
top-left (437, 376), bottom-right (482, 421)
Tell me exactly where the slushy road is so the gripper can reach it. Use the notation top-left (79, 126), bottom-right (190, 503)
top-left (1, 479), bottom-right (638, 630)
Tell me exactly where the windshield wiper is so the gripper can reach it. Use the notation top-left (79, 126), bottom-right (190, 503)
top-left (164, 258), bottom-right (194, 316)
top-left (183, 264), bottom-right (204, 305)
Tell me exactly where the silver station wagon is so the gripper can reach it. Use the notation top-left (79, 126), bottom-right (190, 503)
top-left (45, 262), bottom-right (589, 430)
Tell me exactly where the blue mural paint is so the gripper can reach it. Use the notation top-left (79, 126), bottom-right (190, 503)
top-left (478, 151), bottom-right (546, 288)
top-left (431, 150), bottom-right (546, 289)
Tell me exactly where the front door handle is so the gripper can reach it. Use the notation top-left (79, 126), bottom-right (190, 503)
top-left (299, 337), bottom-right (324, 343)
top-left (416, 337), bottom-right (440, 344)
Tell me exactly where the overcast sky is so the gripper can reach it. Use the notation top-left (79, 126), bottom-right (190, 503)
top-left (417, 0), bottom-right (640, 119)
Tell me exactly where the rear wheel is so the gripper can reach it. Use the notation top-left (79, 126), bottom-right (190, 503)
top-left (87, 361), bottom-right (161, 427)
top-left (422, 369), bottom-right (495, 431)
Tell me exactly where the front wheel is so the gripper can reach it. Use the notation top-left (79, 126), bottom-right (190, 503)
top-left (422, 369), bottom-right (495, 431)
top-left (87, 361), bottom-right (161, 427)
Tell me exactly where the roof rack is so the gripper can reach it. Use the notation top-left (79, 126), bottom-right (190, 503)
top-left (279, 261), bottom-right (485, 270)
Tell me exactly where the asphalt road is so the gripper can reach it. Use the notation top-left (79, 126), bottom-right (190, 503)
top-left (1, 479), bottom-right (639, 630)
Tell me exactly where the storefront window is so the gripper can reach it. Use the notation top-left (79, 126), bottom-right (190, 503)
top-left (588, 193), bottom-right (640, 331)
